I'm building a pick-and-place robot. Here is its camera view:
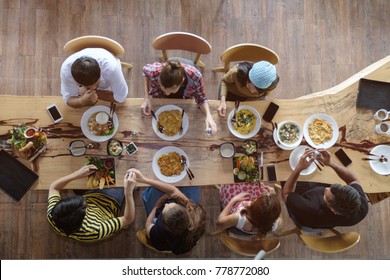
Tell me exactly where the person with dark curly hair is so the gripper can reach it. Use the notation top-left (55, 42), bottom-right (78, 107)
top-left (282, 149), bottom-right (369, 229)
top-left (131, 168), bottom-right (206, 255)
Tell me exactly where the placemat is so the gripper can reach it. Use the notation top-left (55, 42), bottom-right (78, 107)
top-left (0, 150), bottom-right (39, 202)
top-left (356, 78), bottom-right (390, 111)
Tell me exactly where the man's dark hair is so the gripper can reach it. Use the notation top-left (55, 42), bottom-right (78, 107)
top-left (71, 56), bottom-right (100, 86)
top-left (328, 184), bottom-right (361, 216)
top-left (51, 196), bottom-right (87, 236)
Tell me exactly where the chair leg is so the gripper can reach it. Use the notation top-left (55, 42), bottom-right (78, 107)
top-left (212, 66), bottom-right (226, 73)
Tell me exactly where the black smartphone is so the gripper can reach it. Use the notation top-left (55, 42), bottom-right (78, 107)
top-left (46, 104), bottom-right (63, 123)
top-left (335, 148), bottom-right (352, 167)
top-left (267, 165), bottom-right (277, 181)
top-left (262, 102), bottom-right (280, 123)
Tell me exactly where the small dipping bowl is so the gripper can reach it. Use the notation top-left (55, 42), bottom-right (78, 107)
top-left (107, 139), bottom-right (123, 156)
top-left (125, 142), bottom-right (138, 156)
top-left (69, 140), bottom-right (86, 157)
top-left (24, 127), bottom-right (38, 139)
top-left (219, 142), bottom-right (235, 158)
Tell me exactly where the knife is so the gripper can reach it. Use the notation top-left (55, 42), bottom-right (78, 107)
top-left (260, 151), bottom-right (264, 180)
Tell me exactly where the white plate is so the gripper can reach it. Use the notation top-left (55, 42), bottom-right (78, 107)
top-left (289, 145), bottom-right (317, 175)
top-left (81, 105), bottom-right (118, 142)
top-left (152, 105), bottom-right (189, 141)
top-left (152, 146), bottom-right (189, 183)
top-left (273, 129), bottom-right (298, 150)
top-left (303, 114), bottom-right (339, 149)
top-left (227, 105), bottom-right (261, 139)
top-left (369, 145), bottom-right (390, 175)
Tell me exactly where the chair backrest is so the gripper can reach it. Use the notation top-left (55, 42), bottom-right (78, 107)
top-left (213, 43), bottom-right (279, 73)
top-left (136, 229), bottom-right (172, 254)
top-left (152, 32), bottom-right (212, 67)
top-left (63, 35), bottom-right (125, 58)
top-left (213, 230), bottom-right (280, 257)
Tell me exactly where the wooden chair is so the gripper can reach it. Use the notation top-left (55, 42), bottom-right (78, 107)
top-left (212, 43), bottom-right (279, 73)
top-left (152, 32), bottom-right (211, 68)
top-left (136, 229), bottom-right (172, 254)
top-left (63, 35), bottom-right (132, 69)
top-left (277, 227), bottom-right (361, 253)
top-left (210, 229), bottom-right (280, 257)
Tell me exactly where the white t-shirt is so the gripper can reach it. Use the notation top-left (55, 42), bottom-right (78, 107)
top-left (60, 48), bottom-right (128, 102)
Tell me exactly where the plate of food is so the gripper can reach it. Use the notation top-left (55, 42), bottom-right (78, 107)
top-left (242, 140), bottom-right (258, 155)
top-left (227, 105), bottom-right (261, 139)
top-left (276, 120), bottom-right (303, 149)
top-left (368, 145), bottom-right (390, 175)
top-left (81, 105), bottom-right (118, 142)
top-left (152, 146), bottom-right (188, 183)
top-left (107, 139), bottom-right (123, 156)
top-left (9, 124), bottom-right (47, 160)
top-left (152, 105), bottom-right (189, 141)
top-left (85, 157), bottom-right (115, 189)
top-left (289, 145), bottom-right (317, 175)
top-left (232, 155), bottom-right (259, 183)
top-left (303, 114), bottom-right (339, 149)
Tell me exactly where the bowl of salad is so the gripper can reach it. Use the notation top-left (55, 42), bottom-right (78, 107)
top-left (276, 120), bottom-right (303, 149)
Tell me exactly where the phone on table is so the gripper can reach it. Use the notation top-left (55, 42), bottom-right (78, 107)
top-left (335, 148), bottom-right (352, 167)
top-left (46, 104), bottom-right (63, 123)
top-left (262, 102), bottom-right (280, 123)
top-left (267, 165), bottom-right (277, 181)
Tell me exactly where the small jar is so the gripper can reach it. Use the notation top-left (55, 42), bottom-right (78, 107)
top-left (219, 142), bottom-right (235, 158)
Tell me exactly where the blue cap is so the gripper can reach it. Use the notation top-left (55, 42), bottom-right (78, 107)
top-left (248, 61), bottom-right (277, 89)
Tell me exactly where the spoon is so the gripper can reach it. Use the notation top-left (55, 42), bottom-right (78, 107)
top-left (150, 110), bottom-right (165, 133)
top-left (180, 155), bottom-right (194, 180)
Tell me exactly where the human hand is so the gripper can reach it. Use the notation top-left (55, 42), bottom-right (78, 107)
top-left (124, 170), bottom-right (136, 192)
top-left (80, 89), bottom-right (98, 105)
top-left (232, 192), bottom-right (251, 202)
top-left (217, 100), bottom-right (227, 117)
top-left (73, 164), bottom-right (97, 179)
top-left (296, 149), bottom-right (315, 171)
top-left (317, 149), bottom-right (332, 166)
top-left (141, 98), bottom-right (151, 115)
top-left (155, 193), bottom-right (170, 208)
top-left (129, 168), bottom-right (147, 183)
top-left (205, 116), bottom-right (218, 134)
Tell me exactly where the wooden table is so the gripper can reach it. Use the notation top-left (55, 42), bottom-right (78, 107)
top-left (1, 56), bottom-right (390, 193)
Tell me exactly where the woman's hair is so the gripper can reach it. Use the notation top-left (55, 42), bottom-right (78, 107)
top-left (328, 184), bottom-right (361, 216)
top-left (241, 193), bottom-right (281, 236)
top-left (159, 60), bottom-right (185, 88)
top-left (71, 56), bottom-right (100, 86)
top-left (236, 62), bottom-right (279, 96)
top-left (162, 195), bottom-right (206, 254)
top-left (51, 196), bottom-right (87, 236)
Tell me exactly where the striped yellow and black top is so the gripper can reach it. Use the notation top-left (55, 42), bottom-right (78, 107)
top-left (47, 193), bottom-right (123, 242)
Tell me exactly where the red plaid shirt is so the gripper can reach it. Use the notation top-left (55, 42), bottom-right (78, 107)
top-left (142, 62), bottom-right (208, 107)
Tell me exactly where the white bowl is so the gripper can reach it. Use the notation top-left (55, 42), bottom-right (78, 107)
top-left (303, 114), bottom-right (339, 149)
top-left (227, 105), bottom-right (261, 139)
top-left (277, 120), bottom-right (303, 148)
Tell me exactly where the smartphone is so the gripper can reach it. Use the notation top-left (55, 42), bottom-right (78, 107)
top-left (262, 102), bottom-right (280, 123)
top-left (335, 148), bottom-right (352, 167)
top-left (46, 104), bottom-right (63, 123)
top-left (267, 165), bottom-right (277, 181)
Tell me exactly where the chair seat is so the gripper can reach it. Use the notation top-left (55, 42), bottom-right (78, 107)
top-left (299, 231), bottom-right (360, 253)
top-left (136, 230), bottom-right (172, 254)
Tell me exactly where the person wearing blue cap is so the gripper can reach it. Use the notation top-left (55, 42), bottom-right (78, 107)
top-left (217, 61), bottom-right (279, 116)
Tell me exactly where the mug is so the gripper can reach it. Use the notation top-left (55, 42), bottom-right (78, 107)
top-left (375, 122), bottom-right (390, 135)
top-left (374, 109), bottom-right (389, 121)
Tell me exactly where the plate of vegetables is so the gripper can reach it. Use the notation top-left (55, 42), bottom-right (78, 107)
top-left (232, 155), bottom-right (259, 183)
top-left (85, 157), bottom-right (115, 189)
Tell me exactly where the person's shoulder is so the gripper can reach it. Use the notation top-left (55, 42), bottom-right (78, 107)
top-left (184, 64), bottom-right (202, 77)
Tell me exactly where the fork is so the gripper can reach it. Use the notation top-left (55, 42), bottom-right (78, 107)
top-left (150, 110), bottom-right (165, 133)
top-left (231, 100), bottom-right (240, 124)
top-left (180, 155), bottom-right (194, 180)
top-left (179, 109), bottom-right (185, 134)
top-left (107, 102), bottom-right (116, 128)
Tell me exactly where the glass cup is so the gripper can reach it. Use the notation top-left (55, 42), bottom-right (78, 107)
top-left (374, 109), bottom-right (389, 121)
top-left (375, 122), bottom-right (390, 135)
top-left (69, 140), bottom-right (86, 156)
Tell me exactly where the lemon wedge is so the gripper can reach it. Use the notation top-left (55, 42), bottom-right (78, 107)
top-left (95, 112), bottom-right (109, 124)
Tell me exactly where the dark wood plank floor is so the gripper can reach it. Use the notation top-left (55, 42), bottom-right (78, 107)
top-left (0, 0), bottom-right (389, 259)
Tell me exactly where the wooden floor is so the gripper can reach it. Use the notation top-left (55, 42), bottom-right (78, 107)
top-left (0, 0), bottom-right (389, 259)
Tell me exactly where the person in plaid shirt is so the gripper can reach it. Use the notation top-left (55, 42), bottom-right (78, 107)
top-left (141, 60), bottom-right (217, 133)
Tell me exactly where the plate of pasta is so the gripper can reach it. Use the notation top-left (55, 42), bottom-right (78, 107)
top-left (152, 146), bottom-right (189, 183)
top-left (227, 105), bottom-right (261, 139)
top-left (152, 105), bottom-right (189, 141)
top-left (303, 114), bottom-right (339, 149)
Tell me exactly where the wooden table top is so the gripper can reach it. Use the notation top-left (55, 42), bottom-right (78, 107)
top-left (1, 56), bottom-right (389, 193)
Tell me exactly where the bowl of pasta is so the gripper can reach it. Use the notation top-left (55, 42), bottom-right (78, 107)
top-left (152, 146), bottom-right (188, 183)
top-left (303, 114), bottom-right (339, 149)
top-left (81, 105), bottom-right (118, 142)
top-left (152, 105), bottom-right (189, 141)
top-left (227, 105), bottom-right (261, 139)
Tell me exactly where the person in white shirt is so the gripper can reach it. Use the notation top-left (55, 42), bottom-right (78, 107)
top-left (60, 48), bottom-right (128, 108)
